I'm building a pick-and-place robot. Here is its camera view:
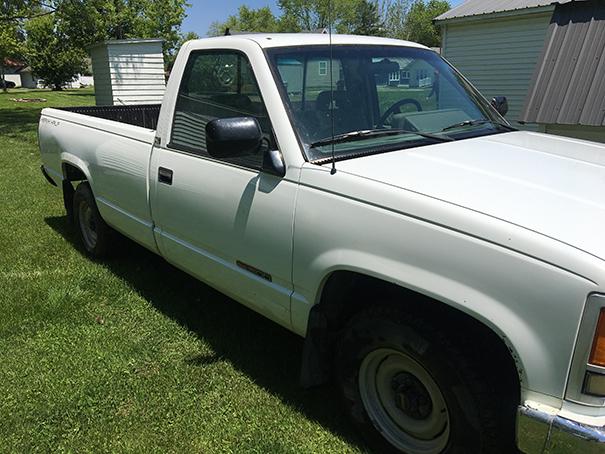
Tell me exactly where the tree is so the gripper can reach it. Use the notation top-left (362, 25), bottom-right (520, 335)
top-left (278, 0), bottom-right (360, 33)
top-left (402, 0), bottom-right (449, 46)
top-left (0, 23), bottom-right (23, 92)
top-left (346, 0), bottom-right (382, 35)
top-left (54, 0), bottom-right (189, 67)
top-left (24, 14), bottom-right (87, 90)
top-left (166, 31), bottom-right (199, 70)
top-left (207, 5), bottom-right (280, 36)
top-left (380, 0), bottom-right (412, 39)
top-left (0, 0), bottom-right (58, 21)
top-left (209, 0), bottom-right (372, 36)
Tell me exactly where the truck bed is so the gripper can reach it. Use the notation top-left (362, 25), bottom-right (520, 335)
top-left (59, 104), bottom-right (161, 130)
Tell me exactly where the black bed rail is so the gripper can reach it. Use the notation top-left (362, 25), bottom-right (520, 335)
top-left (60, 104), bottom-right (161, 130)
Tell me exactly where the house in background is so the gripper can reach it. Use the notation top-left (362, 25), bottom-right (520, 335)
top-left (435, 0), bottom-right (605, 142)
top-left (2, 58), bottom-right (93, 89)
top-left (1, 58), bottom-right (39, 88)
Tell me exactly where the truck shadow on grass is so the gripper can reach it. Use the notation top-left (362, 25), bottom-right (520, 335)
top-left (45, 215), bottom-right (366, 451)
top-left (0, 108), bottom-right (42, 139)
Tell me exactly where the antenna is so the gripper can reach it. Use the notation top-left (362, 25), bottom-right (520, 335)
top-left (328, 0), bottom-right (336, 175)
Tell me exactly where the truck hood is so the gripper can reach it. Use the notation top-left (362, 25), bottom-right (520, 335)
top-left (336, 131), bottom-right (605, 261)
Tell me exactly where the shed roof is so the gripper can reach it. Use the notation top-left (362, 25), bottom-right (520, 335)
top-left (435, 0), bottom-right (578, 21)
top-left (520, 1), bottom-right (605, 126)
top-left (90, 38), bottom-right (163, 48)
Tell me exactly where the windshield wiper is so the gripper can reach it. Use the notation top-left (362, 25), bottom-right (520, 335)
top-left (309, 128), bottom-right (453, 148)
top-left (441, 119), bottom-right (517, 132)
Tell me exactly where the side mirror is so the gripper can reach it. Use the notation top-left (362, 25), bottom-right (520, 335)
top-left (262, 148), bottom-right (286, 177)
top-left (205, 117), bottom-right (262, 159)
top-left (491, 96), bottom-right (508, 117)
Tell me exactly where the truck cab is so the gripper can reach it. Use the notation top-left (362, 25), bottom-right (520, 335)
top-left (39, 34), bottom-right (605, 453)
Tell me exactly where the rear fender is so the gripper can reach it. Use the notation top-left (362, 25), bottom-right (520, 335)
top-left (61, 153), bottom-right (94, 187)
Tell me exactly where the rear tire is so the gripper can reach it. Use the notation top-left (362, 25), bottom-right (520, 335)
top-left (335, 305), bottom-right (509, 453)
top-left (62, 180), bottom-right (75, 223)
top-left (73, 182), bottom-right (112, 258)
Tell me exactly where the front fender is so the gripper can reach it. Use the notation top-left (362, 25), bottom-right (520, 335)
top-left (291, 184), bottom-right (596, 401)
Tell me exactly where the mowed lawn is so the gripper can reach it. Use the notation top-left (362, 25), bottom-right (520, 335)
top-left (0, 88), bottom-right (364, 453)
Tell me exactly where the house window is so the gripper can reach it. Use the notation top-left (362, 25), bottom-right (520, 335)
top-left (416, 69), bottom-right (428, 81)
top-left (388, 71), bottom-right (400, 82)
top-left (401, 71), bottom-right (410, 80)
top-left (318, 61), bottom-right (328, 76)
top-left (416, 69), bottom-right (431, 87)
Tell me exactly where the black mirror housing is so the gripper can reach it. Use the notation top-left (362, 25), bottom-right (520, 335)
top-left (262, 148), bottom-right (286, 177)
top-left (491, 96), bottom-right (508, 117)
top-left (205, 117), bottom-right (263, 159)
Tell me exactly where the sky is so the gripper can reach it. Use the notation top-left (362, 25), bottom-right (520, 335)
top-left (182, 0), bottom-right (465, 37)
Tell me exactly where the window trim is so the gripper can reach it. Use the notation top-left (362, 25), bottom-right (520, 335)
top-left (318, 60), bottom-right (328, 76)
top-left (167, 48), bottom-right (276, 171)
top-left (265, 44), bottom-right (505, 163)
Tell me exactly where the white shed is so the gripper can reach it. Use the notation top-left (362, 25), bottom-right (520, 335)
top-left (90, 38), bottom-right (166, 106)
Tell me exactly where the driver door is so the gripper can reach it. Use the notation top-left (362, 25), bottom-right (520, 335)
top-left (150, 49), bottom-right (296, 328)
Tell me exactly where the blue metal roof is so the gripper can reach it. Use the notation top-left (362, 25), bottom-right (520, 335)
top-left (435, 0), bottom-right (577, 21)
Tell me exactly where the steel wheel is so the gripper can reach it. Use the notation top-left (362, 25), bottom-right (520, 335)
top-left (359, 348), bottom-right (450, 453)
top-left (336, 305), bottom-right (512, 453)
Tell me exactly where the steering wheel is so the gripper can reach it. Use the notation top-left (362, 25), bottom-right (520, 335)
top-left (377, 98), bottom-right (423, 128)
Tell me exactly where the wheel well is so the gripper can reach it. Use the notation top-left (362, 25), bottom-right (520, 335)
top-left (301, 271), bottom-right (521, 406)
top-left (61, 163), bottom-right (87, 220)
top-left (62, 162), bottom-right (87, 182)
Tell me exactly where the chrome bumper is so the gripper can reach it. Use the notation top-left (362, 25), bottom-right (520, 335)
top-left (517, 404), bottom-right (605, 453)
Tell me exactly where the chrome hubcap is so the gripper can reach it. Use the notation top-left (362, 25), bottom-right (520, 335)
top-left (359, 348), bottom-right (450, 453)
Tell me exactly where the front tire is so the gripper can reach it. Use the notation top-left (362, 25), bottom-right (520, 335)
top-left (336, 305), bottom-right (506, 453)
top-left (73, 182), bottom-right (112, 258)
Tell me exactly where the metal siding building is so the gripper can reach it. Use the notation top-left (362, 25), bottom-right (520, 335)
top-left (521, 1), bottom-right (605, 140)
top-left (436, 0), bottom-right (605, 142)
top-left (437, 0), bottom-right (574, 21)
top-left (91, 39), bottom-right (166, 106)
top-left (441, 11), bottom-right (553, 131)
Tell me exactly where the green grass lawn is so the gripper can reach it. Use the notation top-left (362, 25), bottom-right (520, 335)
top-left (0, 88), bottom-right (365, 453)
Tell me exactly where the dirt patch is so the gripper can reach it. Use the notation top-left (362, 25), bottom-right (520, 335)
top-left (10, 98), bottom-right (47, 103)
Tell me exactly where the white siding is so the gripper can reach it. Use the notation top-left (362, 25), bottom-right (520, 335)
top-left (20, 72), bottom-right (37, 88)
top-left (91, 45), bottom-right (113, 105)
top-left (4, 74), bottom-right (21, 87)
top-left (91, 40), bottom-right (166, 106)
top-left (442, 12), bottom-right (552, 130)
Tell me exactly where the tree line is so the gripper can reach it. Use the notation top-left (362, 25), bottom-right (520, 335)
top-left (0, 0), bottom-right (190, 91)
top-left (0, 0), bottom-right (449, 92)
top-left (208, 0), bottom-right (450, 46)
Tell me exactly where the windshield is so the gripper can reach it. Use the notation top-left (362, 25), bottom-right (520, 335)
top-left (266, 45), bottom-right (509, 162)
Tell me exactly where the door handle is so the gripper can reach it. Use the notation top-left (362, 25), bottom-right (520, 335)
top-left (158, 167), bottom-right (173, 185)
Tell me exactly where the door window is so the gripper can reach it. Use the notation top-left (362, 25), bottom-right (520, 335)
top-left (170, 50), bottom-right (275, 170)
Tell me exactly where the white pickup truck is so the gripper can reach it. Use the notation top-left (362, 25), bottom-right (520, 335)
top-left (39, 34), bottom-right (605, 453)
